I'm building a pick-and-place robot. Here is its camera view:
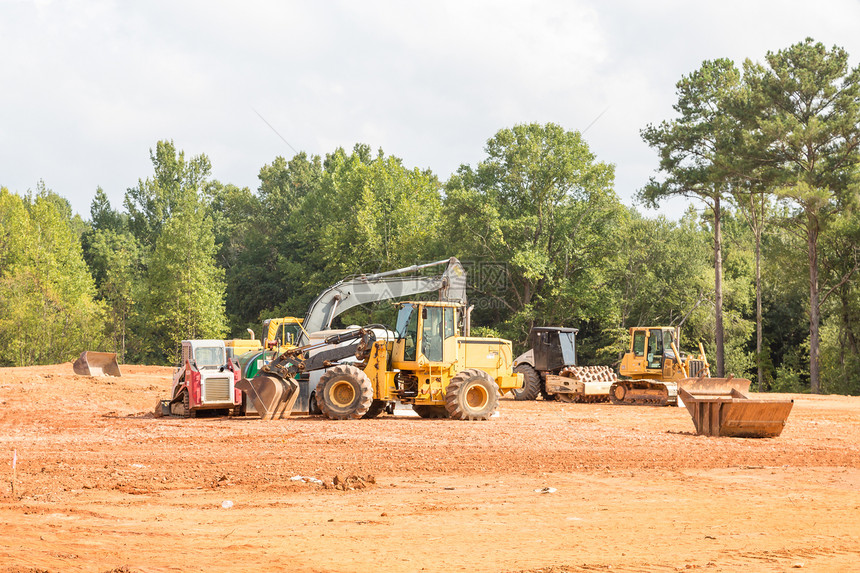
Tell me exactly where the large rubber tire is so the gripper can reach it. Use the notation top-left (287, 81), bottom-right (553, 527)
top-left (511, 364), bottom-right (541, 401)
top-left (363, 399), bottom-right (388, 419)
top-left (445, 369), bottom-right (500, 421)
top-left (316, 365), bottom-right (373, 420)
top-left (412, 405), bottom-right (448, 419)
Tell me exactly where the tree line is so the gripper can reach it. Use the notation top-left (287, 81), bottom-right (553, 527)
top-left (0, 38), bottom-right (857, 395)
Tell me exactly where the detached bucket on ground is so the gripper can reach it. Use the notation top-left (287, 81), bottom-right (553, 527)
top-left (679, 386), bottom-right (793, 438)
top-left (72, 351), bottom-right (122, 377)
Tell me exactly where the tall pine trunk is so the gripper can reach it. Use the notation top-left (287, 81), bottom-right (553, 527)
top-left (755, 226), bottom-right (763, 391)
top-left (714, 196), bottom-right (725, 378)
top-left (807, 213), bottom-right (820, 393)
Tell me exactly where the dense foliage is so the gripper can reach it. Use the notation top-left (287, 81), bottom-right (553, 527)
top-left (1, 39), bottom-right (858, 395)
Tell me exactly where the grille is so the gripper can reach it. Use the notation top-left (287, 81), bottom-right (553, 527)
top-left (688, 359), bottom-right (705, 378)
top-left (203, 377), bottom-right (231, 402)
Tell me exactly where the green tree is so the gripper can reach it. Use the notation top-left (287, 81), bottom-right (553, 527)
top-left (641, 58), bottom-right (744, 377)
top-left (444, 122), bottom-right (621, 346)
top-left (124, 140), bottom-right (212, 248)
top-left (276, 145), bottom-right (443, 322)
top-left (611, 208), bottom-right (712, 328)
top-left (744, 38), bottom-right (860, 392)
top-left (142, 199), bottom-right (227, 363)
top-left (86, 229), bottom-right (143, 362)
top-left (0, 187), bottom-right (106, 366)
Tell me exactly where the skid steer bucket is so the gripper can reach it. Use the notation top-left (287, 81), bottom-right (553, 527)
top-left (72, 351), bottom-right (122, 377)
top-left (236, 374), bottom-right (299, 420)
top-left (678, 386), bottom-right (793, 438)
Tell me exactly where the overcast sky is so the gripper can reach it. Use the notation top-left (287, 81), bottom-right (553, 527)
top-left (2, 0), bottom-right (859, 220)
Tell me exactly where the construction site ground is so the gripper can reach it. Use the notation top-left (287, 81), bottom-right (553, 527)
top-left (1, 364), bottom-right (859, 573)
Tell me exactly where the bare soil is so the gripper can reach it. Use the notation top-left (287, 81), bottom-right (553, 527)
top-left (1, 363), bottom-right (859, 572)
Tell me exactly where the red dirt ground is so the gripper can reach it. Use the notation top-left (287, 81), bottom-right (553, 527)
top-left (1, 363), bottom-right (858, 572)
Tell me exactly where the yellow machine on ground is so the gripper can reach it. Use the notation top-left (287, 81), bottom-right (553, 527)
top-left (237, 258), bottom-right (523, 420)
top-left (260, 317), bottom-right (304, 352)
top-left (241, 300), bottom-right (522, 420)
top-left (611, 326), bottom-right (793, 437)
top-left (611, 326), bottom-right (732, 406)
top-left (225, 317), bottom-right (304, 361)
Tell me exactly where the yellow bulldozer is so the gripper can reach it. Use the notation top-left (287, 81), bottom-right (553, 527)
top-left (237, 258), bottom-right (523, 420)
top-left (611, 326), bottom-right (716, 406)
top-left (611, 326), bottom-right (793, 437)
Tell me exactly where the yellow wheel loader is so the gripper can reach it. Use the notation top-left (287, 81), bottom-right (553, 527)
top-left (237, 258), bottom-right (523, 420)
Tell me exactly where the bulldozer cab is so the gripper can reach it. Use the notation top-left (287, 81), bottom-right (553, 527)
top-left (531, 327), bottom-right (578, 372)
top-left (392, 302), bottom-right (461, 366)
top-left (625, 327), bottom-right (677, 375)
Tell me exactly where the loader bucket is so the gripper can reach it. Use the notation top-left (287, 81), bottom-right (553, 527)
top-left (72, 351), bottom-right (122, 377)
top-left (236, 374), bottom-right (299, 420)
top-left (678, 387), bottom-right (793, 438)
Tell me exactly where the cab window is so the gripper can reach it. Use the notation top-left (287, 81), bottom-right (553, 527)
top-left (663, 330), bottom-right (675, 354)
top-left (422, 306), bottom-right (444, 362)
top-left (396, 304), bottom-right (418, 362)
top-left (648, 328), bottom-right (663, 368)
top-left (195, 346), bottom-right (224, 368)
top-left (632, 331), bottom-right (646, 356)
top-left (444, 307), bottom-right (455, 339)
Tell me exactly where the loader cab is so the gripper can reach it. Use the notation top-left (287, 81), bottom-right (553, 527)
top-left (392, 301), bottom-right (461, 367)
top-left (531, 327), bottom-right (578, 372)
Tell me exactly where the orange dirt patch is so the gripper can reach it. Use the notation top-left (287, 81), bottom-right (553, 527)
top-left (0, 363), bottom-right (858, 572)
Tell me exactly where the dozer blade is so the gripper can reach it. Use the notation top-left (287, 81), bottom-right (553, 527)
top-left (679, 387), bottom-right (793, 438)
top-left (236, 374), bottom-right (299, 420)
top-left (72, 351), bottom-right (122, 377)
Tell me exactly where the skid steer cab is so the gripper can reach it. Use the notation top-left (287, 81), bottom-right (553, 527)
top-left (169, 340), bottom-right (242, 417)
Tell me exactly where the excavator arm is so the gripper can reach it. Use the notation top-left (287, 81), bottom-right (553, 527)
top-left (298, 257), bottom-right (467, 345)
